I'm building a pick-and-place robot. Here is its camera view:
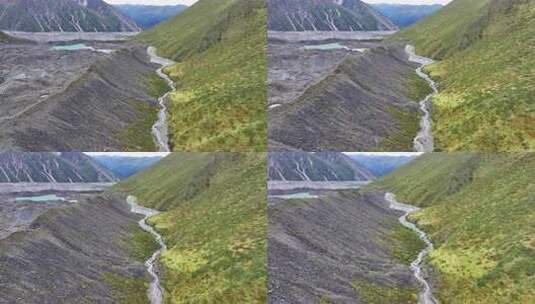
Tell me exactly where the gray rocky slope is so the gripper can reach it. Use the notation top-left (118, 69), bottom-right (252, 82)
top-left (0, 193), bottom-right (148, 303)
top-left (0, 42), bottom-right (160, 151)
top-left (269, 43), bottom-right (422, 151)
top-left (268, 190), bottom-right (419, 303)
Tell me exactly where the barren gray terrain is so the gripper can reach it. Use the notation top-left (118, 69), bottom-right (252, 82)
top-left (268, 189), bottom-right (419, 303)
top-left (268, 31), bottom-right (424, 151)
top-left (0, 190), bottom-right (150, 303)
top-left (0, 32), bottom-right (160, 151)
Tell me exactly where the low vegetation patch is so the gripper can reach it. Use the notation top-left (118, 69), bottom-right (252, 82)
top-left (372, 153), bottom-right (535, 303)
top-left (115, 153), bottom-right (267, 303)
top-left (352, 280), bottom-right (417, 304)
top-left (397, 0), bottom-right (535, 151)
top-left (136, 0), bottom-right (267, 151)
top-left (390, 226), bottom-right (426, 265)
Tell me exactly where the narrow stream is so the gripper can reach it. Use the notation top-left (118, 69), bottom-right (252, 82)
top-left (147, 46), bottom-right (176, 152)
top-left (405, 45), bottom-right (438, 153)
top-left (384, 193), bottom-right (438, 304)
top-left (127, 195), bottom-right (167, 304)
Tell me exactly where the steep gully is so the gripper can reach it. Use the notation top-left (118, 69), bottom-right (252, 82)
top-left (405, 45), bottom-right (438, 153)
top-left (147, 46), bottom-right (176, 152)
top-left (385, 193), bottom-right (438, 304)
top-left (127, 196), bottom-right (167, 304)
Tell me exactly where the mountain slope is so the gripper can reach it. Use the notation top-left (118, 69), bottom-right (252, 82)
top-left (0, 194), bottom-right (152, 303)
top-left (113, 153), bottom-right (266, 303)
top-left (0, 152), bottom-right (117, 183)
top-left (114, 4), bottom-right (187, 29)
top-left (371, 4), bottom-right (443, 28)
top-left (269, 45), bottom-right (426, 151)
top-left (370, 153), bottom-right (535, 303)
top-left (268, 0), bottom-right (397, 31)
top-left (0, 0), bottom-right (140, 32)
top-left (269, 190), bottom-right (420, 303)
top-left (269, 152), bottom-right (374, 181)
top-left (0, 46), bottom-right (160, 151)
top-left (136, 0), bottom-right (267, 151)
top-left (397, 0), bottom-right (535, 151)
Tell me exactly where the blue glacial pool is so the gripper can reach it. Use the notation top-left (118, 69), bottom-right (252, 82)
top-left (269, 192), bottom-right (319, 199)
top-left (52, 43), bottom-right (93, 51)
top-left (15, 194), bottom-right (66, 202)
top-left (303, 43), bottom-right (348, 50)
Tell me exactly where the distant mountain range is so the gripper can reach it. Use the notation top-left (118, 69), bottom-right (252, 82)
top-left (268, 152), bottom-right (375, 181)
top-left (268, 0), bottom-right (398, 31)
top-left (347, 154), bottom-right (418, 176)
top-left (114, 4), bottom-right (187, 29)
top-left (0, 0), bottom-right (140, 32)
top-left (0, 152), bottom-right (117, 183)
top-left (371, 3), bottom-right (443, 28)
top-left (92, 155), bottom-right (163, 179)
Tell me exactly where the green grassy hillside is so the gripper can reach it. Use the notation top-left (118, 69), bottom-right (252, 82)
top-left (114, 153), bottom-right (267, 303)
top-left (397, 0), bottom-right (535, 151)
top-left (371, 153), bottom-right (535, 303)
top-left (136, 0), bottom-right (267, 151)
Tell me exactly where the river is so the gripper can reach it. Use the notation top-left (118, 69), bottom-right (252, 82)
top-left (147, 46), bottom-right (176, 152)
top-left (127, 195), bottom-right (167, 304)
top-left (405, 45), bottom-right (438, 153)
top-left (385, 193), bottom-right (438, 304)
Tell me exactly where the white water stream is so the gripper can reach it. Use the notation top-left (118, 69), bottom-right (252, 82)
top-left (385, 193), bottom-right (438, 304)
top-left (127, 195), bottom-right (167, 304)
top-left (147, 46), bottom-right (176, 152)
top-left (405, 45), bottom-right (438, 153)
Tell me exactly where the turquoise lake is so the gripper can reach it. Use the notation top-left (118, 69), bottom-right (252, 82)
top-left (15, 194), bottom-right (66, 202)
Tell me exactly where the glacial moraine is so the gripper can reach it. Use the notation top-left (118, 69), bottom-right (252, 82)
top-left (127, 195), bottom-right (167, 304)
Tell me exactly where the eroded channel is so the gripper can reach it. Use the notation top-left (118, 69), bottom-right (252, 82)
top-left (385, 192), bottom-right (438, 304)
top-left (147, 46), bottom-right (176, 152)
top-left (127, 195), bottom-right (167, 304)
top-left (405, 45), bottom-right (438, 153)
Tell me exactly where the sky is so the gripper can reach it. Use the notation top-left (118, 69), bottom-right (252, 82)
top-left (105, 0), bottom-right (197, 5)
top-left (363, 0), bottom-right (451, 4)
